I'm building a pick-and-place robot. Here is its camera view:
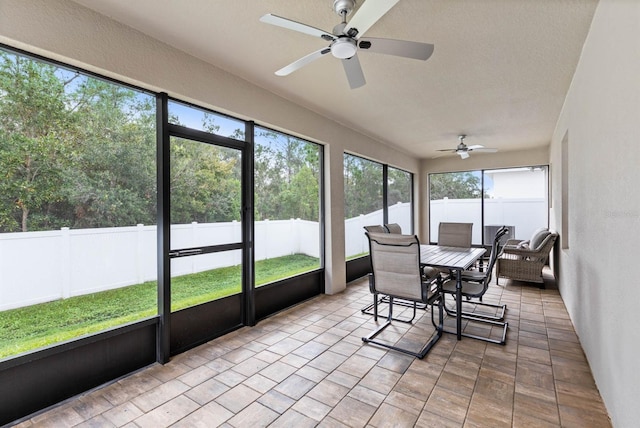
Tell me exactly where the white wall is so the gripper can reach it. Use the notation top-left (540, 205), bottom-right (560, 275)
top-left (549, 0), bottom-right (640, 426)
top-left (0, 0), bottom-right (420, 295)
top-left (488, 169), bottom-right (547, 198)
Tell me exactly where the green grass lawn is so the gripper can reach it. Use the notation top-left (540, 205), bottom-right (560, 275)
top-left (0, 254), bottom-right (319, 359)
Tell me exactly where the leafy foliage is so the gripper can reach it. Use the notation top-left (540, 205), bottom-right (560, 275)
top-left (254, 128), bottom-right (320, 221)
top-left (343, 154), bottom-right (384, 218)
top-left (429, 171), bottom-right (485, 200)
top-left (0, 50), bottom-right (322, 231)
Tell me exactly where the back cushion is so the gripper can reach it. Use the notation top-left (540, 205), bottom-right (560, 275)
top-left (530, 228), bottom-right (550, 249)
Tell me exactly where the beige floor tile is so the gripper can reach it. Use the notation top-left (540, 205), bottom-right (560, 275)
top-left (328, 396), bottom-right (377, 427)
top-left (558, 403), bottom-right (612, 427)
top-left (383, 390), bottom-right (425, 415)
top-left (307, 379), bottom-right (351, 407)
top-left (243, 373), bottom-right (277, 394)
top-left (172, 401), bottom-right (233, 427)
top-left (176, 364), bottom-right (216, 387)
top-left (337, 353), bottom-right (378, 378)
top-left (269, 409), bottom-right (318, 428)
top-left (130, 379), bottom-right (190, 413)
top-left (393, 371), bottom-right (437, 401)
top-left (415, 410), bottom-right (461, 428)
top-left (347, 384), bottom-right (387, 408)
top-left (257, 390), bottom-right (295, 414)
top-left (21, 278), bottom-right (612, 428)
top-left (273, 373), bottom-right (317, 400)
top-left (215, 384), bottom-right (261, 413)
top-left (214, 368), bottom-right (247, 387)
top-left (369, 402), bottom-right (419, 427)
top-left (308, 350), bottom-right (349, 373)
top-left (226, 402), bottom-right (279, 428)
top-left (259, 360), bottom-right (298, 383)
top-left (513, 391), bottom-right (560, 425)
top-left (102, 402), bottom-right (144, 426)
top-left (424, 385), bottom-right (471, 423)
top-left (71, 395), bottom-right (114, 420)
top-left (358, 366), bottom-right (402, 395)
top-left (133, 395), bottom-right (199, 428)
top-left (184, 377), bottom-right (230, 405)
top-left (292, 396), bottom-right (333, 421)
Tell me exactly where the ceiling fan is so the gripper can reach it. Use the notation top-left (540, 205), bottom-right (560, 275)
top-left (437, 135), bottom-right (498, 159)
top-left (260, 0), bottom-right (434, 89)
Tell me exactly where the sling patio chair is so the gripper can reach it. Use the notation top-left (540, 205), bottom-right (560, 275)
top-left (362, 232), bottom-right (443, 358)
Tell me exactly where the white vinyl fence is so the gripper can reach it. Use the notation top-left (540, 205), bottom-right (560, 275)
top-left (0, 219), bottom-right (319, 311)
top-left (430, 197), bottom-right (548, 243)
top-left (0, 199), bottom-right (544, 311)
top-left (344, 202), bottom-right (411, 257)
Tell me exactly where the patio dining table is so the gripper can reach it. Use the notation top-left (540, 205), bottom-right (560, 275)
top-left (420, 245), bottom-right (486, 340)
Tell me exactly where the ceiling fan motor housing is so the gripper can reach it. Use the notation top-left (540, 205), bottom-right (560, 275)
top-left (331, 37), bottom-right (357, 59)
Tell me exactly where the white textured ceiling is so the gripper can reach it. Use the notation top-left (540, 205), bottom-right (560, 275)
top-left (72, 0), bottom-right (598, 159)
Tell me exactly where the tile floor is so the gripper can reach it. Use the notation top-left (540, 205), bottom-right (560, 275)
top-left (15, 276), bottom-right (611, 427)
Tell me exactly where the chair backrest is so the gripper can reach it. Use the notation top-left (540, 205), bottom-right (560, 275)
top-left (438, 222), bottom-right (473, 248)
top-left (384, 223), bottom-right (402, 234)
top-left (366, 232), bottom-right (425, 302)
top-left (363, 225), bottom-right (387, 234)
top-left (484, 226), bottom-right (510, 284)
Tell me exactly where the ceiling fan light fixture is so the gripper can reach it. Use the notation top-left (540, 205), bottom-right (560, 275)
top-left (331, 37), bottom-right (357, 59)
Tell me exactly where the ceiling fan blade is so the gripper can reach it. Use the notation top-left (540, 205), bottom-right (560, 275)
top-left (358, 38), bottom-right (434, 60)
top-left (466, 144), bottom-right (485, 150)
top-left (260, 14), bottom-right (335, 40)
top-left (471, 148), bottom-right (498, 153)
top-left (458, 151), bottom-right (470, 159)
top-left (436, 149), bottom-right (456, 152)
top-left (275, 48), bottom-right (331, 76)
top-left (342, 55), bottom-right (366, 89)
top-left (343, 0), bottom-right (400, 39)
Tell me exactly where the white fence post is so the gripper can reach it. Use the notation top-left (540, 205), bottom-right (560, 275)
top-left (191, 222), bottom-right (197, 274)
top-left (61, 227), bottom-right (71, 299)
top-left (136, 224), bottom-right (145, 284)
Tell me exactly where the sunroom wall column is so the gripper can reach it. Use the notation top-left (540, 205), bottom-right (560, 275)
top-left (324, 144), bottom-right (346, 295)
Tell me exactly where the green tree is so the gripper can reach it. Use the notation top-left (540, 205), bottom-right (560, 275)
top-left (254, 129), bottom-right (320, 222)
top-left (388, 168), bottom-right (411, 206)
top-left (170, 138), bottom-right (241, 224)
top-left (0, 53), bottom-right (76, 232)
top-left (343, 154), bottom-right (383, 218)
top-left (429, 172), bottom-right (484, 200)
top-left (65, 79), bottom-right (157, 227)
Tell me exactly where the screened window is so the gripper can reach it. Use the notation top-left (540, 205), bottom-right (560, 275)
top-left (168, 100), bottom-right (245, 140)
top-left (387, 167), bottom-right (413, 234)
top-left (0, 49), bottom-right (157, 358)
top-left (429, 167), bottom-right (549, 245)
top-left (344, 155), bottom-right (413, 259)
top-left (254, 126), bottom-right (322, 285)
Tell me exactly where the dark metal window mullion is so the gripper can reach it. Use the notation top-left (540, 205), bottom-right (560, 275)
top-left (156, 92), bottom-right (171, 364)
top-left (382, 165), bottom-right (389, 225)
top-left (242, 121), bottom-right (256, 326)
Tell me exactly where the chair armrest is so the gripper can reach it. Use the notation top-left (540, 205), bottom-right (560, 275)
top-left (503, 238), bottom-right (526, 248)
top-left (501, 233), bottom-right (557, 260)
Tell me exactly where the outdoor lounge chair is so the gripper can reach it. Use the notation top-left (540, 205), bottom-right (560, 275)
top-left (362, 232), bottom-right (443, 358)
top-left (496, 229), bottom-right (558, 288)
